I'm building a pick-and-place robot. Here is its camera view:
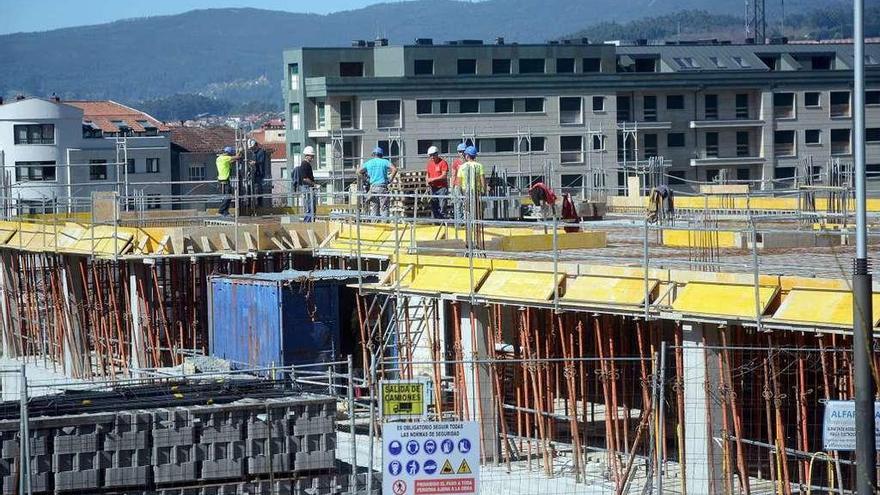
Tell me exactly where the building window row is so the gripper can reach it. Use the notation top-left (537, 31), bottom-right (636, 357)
top-left (415, 97), bottom-right (545, 116)
top-left (413, 57), bottom-right (603, 76)
top-left (15, 161), bottom-right (56, 181)
top-left (14, 124), bottom-right (54, 145)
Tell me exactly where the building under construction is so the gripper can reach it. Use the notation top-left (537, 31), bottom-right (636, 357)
top-left (0, 143), bottom-right (877, 495)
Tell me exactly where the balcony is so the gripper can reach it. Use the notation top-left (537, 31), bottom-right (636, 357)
top-left (690, 156), bottom-right (765, 167)
top-left (689, 119), bottom-right (764, 129)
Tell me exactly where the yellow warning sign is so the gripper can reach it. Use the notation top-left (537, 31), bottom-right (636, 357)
top-left (381, 380), bottom-right (425, 418)
top-left (457, 459), bottom-right (472, 474)
top-left (440, 459), bottom-right (455, 475)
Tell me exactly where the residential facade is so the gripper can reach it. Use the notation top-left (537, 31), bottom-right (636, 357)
top-left (0, 97), bottom-right (172, 214)
top-left (170, 126), bottom-right (236, 211)
top-left (282, 40), bottom-right (880, 194)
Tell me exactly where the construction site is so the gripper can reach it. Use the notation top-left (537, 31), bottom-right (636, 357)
top-left (1, 130), bottom-right (879, 495)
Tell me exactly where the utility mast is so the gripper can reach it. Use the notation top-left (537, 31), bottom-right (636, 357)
top-left (746, 0), bottom-right (766, 43)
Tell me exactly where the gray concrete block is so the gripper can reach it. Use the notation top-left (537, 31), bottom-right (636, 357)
top-left (105, 430), bottom-right (150, 450)
top-left (201, 458), bottom-right (245, 480)
top-left (247, 453), bottom-right (291, 474)
top-left (105, 465), bottom-right (151, 488)
top-left (154, 462), bottom-right (200, 485)
top-left (54, 433), bottom-right (98, 454)
top-left (153, 427), bottom-right (195, 447)
top-left (55, 469), bottom-right (100, 492)
top-left (293, 450), bottom-right (335, 472)
top-left (200, 425), bottom-right (242, 444)
top-left (2, 472), bottom-right (50, 495)
top-left (292, 417), bottom-right (333, 436)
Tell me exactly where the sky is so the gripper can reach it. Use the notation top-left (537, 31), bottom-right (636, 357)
top-left (0, 0), bottom-right (386, 34)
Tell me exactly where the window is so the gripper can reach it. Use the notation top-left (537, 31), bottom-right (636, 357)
top-left (15, 161), bottom-right (56, 181)
top-left (668, 170), bottom-right (686, 185)
top-left (736, 94), bottom-right (749, 119)
top-left (868, 128), bottom-right (880, 143)
top-left (774, 93), bottom-right (795, 119)
top-left (289, 103), bottom-right (300, 130)
top-left (666, 95), bottom-right (684, 110)
top-left (705, 132), bottom-right (719, 158)
top-left (416, 100), bottom-right (432, 115)
top-left (126, 159), bottom-right (135, 174)
top-left (288, 63), bottom-right (299, 90)
top-left (667, 133), bottom-right (685, 147)
top-left (705, 94), bottom-right (718, 120)
top-left (457, 59), bottom-right (477, 75)
top-left (591, 134), bottom-right (606, 151)
top-left (340, 100), bottom-right (355, 128)
top-left (774, 130), bottom-right (796, 157)
top-left (317, 101), bottom-right (327, 129)
top-left (617, 95), bottom-right (632, 122)
top-left (561, 174), bottom-right (584, 190)
top-left (805, 92), bottom-right (821, 108)
top-left (494, 98), bottom-right (514, 113)
top-left (643, 95), bottom-right (657, 121)
top-left (634, 58), bottom-right (656, 72)
top-left (494, 138), bottom-right (515, 152)
top-left (290, 142), bottom-right (301, 157)
top-left (414, 59), bottom-right (433, 75)
top-left (705, 169), bottom-right (720, 183)
top-left (560, 136), bottom-right (584, 163)
top-left (438, 99), bottom-right (449, 114)
top-left (189, 162), bottom-right (206, 181)
top-left (592, 96), bottom-right (606, 112)
top-left (776, 167), bottom-right (796, 179)
top-left (831, 128), bottom-right (851, 155)
top-left (759, 55), bottom-right (779, 71)
top-left (339, 62), bottom-right (364, 77)
top-left (867, 91), bottom-right (880, 105)
top-left (377, 139), bottom-right (400, 162)
top-left (492, 58), bottom-right (511, 74)
top-left (13, 124), bottom-right (54, 145)
top-left (830, 91), bottom-right (850, 117)
top-left (644, 133), bottom-right (658, 158)
top-left (737, 168), bottom-right (750, 181)
top-left (89, 160), bottom-right (108, 180)
top-left (458, 99), bottom-right (479, 114)
top-left (582, 58), bottom-right (601, 72)
top-left (146, 158), bottom-right (160, 173)
top-left (519, 58), bottom-right (545, 74)
top-left (736, 131), bottom-right (750, 157)
top-left (732, 56), bottom-right (751, 68)
top-left (146, 194), bottom-right (161, 210)
top-left (805, 129), bottom-right (822, 145)
top-left (82, 124), bottom-right (103, 139)
top-left (812, 55), bottom-right (833, 70)
top-left (559, 97), bottom-right (582, 125)
top-left (343, 139), bottom-right (358, 169)
top-left (556, 58), bottom-right (574, 73)
top-left (709, 56), bottom-right (726, 68)
top-left (673, 57), bottom-right (700, 69)
top-left (524, 98), bottom-right (544, 112)
top-left (518, 136), bottom-right (546, 152)
top-left (376, 100), bottom-right (401, 128)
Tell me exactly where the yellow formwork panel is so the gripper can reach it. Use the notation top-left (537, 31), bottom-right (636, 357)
top-left (608, 195), bottom-right (880, 213)
top-left (408, 265), bottom-right (489, 293)
top-left (671, 282), bottom-right (778, 319)
top-left (562, 276), bottom-right (659, 306)
top-left (661, 229), bottom-right (741, 248)
top-left (778, 276), bottom-right (850, 293)
top-left (771, 288), bottom-right (880, 327)
top-left (393, 253), bottom-right (518, 271)
top-left (499, 231), bottom-right (607, 251)
top-left (336, 224), bottom-right (393, 243)
top-left (478, 270), bottom-right (563, 300)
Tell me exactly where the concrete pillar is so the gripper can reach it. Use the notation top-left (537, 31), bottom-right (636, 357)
top-left (129, 270), bottom-right (144, 376)
top-left (681, 322), bottom-right (724, 495)
top-left (759, 90), bottom-right (776, 191)
top-left (458, 302), bottom-right (497, 460)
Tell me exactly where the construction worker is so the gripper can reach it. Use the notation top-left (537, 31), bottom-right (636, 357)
top-left (216, 146), bottom-right (240, 217)
top-left (451, 143), bottom-right (467, 220)
top-left (528, 182), bottom-right (557, 218)
top-left (293, 146), bottom-right (317, 222)
top-left (359, 147), bottom-right (397, 218)
top-left (457, 146), bottom-right (485, 196)
top-left (246, 139), bottom-right (269, 209)
top-left (425, 146), bottom-right (449, 219)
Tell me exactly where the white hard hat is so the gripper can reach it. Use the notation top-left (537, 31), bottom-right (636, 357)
top-left (303, 145), bottom-right (315, 156)
top-left (427, 146), bottom-right (439, 155)
top-left (247, 138), bottom-right (257, 148)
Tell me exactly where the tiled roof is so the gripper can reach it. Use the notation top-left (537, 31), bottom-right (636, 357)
top-left (170, 126), bottom-right (236, 153)
top-left (66, 100), bottom-right (169, 133)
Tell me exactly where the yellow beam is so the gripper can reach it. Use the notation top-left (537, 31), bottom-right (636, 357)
top-left (771, 287), bottom-right (880, 327)
top-left (563, 275), bottom-right (658, 306)
top-left (671, 281), bottom-right (778, 319)
top-left (478, 270), bottom-right (563, 300)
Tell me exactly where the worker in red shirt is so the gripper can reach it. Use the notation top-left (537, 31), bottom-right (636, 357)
top-left (425, 146), bottom-right (449, 219)
top-left (528, 182), bottom-right (557, 218)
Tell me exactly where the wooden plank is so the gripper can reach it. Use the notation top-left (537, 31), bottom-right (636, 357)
top-left (306, 229), bottom-right (318, 248)
top-left (200, 236), bottom-right (212, 252)
top-left (219, 233), bottom-right (231, 251)
top-left (156, 235), bottom-right (171, 254)
top-left (244, 232), bottom-right (256, 251)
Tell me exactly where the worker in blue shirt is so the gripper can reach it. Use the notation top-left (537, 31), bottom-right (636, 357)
top-left (359, 147), bottom-right (397, 217)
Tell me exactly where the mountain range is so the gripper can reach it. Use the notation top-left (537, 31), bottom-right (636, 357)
top-left (0, 0), bottom-right (870, 114)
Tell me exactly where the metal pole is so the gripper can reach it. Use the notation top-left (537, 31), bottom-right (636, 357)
top-left (853, 0), bottom-right (876, 491)
top-left (347, 354), bottom-right (358, 492)
top-left (657, 341), bottom-right (667, 495)
top-left (19, 365), bottom-right (32, 495)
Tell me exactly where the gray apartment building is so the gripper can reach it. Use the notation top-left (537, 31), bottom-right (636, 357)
top-left (283, 39), bottom-right (880, 195)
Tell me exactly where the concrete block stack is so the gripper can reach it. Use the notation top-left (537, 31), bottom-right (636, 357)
top-left (0, 429), bottom-right (52, 494)
top-left (290, 399), bottom-right (336, 473)
top-left (196, 408), bottom-right (247, 481)
top-left (53, 417), bottom-right (113, 493)
top-left (104, 411), bottom-right (152, 489)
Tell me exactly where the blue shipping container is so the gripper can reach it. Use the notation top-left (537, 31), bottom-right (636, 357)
top-left (209, 270), bottom-right (366, 369)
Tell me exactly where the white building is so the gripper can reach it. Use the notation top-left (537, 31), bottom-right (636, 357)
top-left (0, 97), bottom-right (172, 215)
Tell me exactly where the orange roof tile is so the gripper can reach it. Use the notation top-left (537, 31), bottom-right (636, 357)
top-left (65, 100), bottom-right (169, 134)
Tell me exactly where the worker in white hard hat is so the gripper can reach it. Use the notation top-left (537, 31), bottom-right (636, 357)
top-left (293, 145), bottom-right (317, 222)
top-left (424, 145), bottom-right (449, 219)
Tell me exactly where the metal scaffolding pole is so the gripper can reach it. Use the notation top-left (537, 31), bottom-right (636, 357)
top-left (852, 0), bottom-right (876, 492)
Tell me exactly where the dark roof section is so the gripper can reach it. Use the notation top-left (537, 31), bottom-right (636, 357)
top-left (170, 126), bottom-right (236, 153)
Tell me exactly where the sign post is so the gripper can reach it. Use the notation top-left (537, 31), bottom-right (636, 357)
top-left (383, 421), bottom-right (480, 495)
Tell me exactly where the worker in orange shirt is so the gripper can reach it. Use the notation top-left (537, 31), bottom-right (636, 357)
top-left (425, 146), bottom-right (449, 219)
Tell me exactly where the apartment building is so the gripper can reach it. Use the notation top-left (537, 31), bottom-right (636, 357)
top-left (283, 39), bottom-right (880, 194)
top-left (0, 97), bottom-right (172, 213)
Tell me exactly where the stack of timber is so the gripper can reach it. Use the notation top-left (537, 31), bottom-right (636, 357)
top-left (389, 170), bottom-right (431, 217)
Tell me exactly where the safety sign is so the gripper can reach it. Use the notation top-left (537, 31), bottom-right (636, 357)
top-left (383, 421), bottom-right (480, 494)
top-left (381, 380), bottom-right (428, 420)
top-left (821, 400), bottom-right (880, 451)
